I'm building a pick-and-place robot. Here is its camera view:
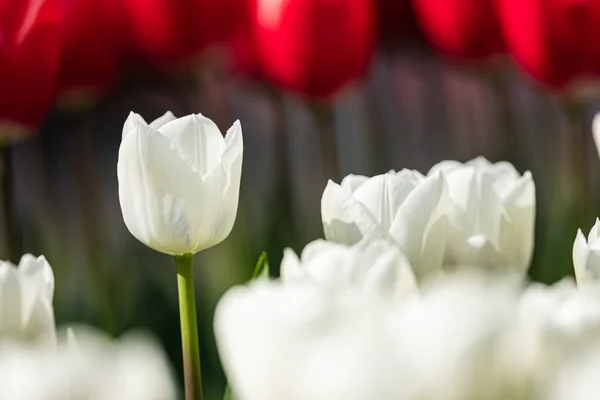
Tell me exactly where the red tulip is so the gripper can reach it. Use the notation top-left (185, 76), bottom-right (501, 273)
top-left (123, 0), bottom-right (245, 68)
top-left (58, 0), bottom-right (125, 105)
top-left (497, 0), bottom-right (600, 89)
top-left (251, 0), bottom-right (375, 98)
top-left (412, 0), bottom-right (504, 61)
top-left (0, 0), bottom-right (63, 141)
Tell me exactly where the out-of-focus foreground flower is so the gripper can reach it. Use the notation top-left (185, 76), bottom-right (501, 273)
top-left (0, 255), bottom-right (55, 344)
top-left (0, 326), bottom-right (177, 400)
top-left (280, 239), bottom-right (416, 298)
top-left (117, 111), bottom-right (243, 255)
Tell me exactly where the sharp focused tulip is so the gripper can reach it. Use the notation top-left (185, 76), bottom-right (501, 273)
top-left (573, 219), bottom-right (600, 287)
top-left (0, 0), bottom-right (63, 141)
top-left (0, 326), bottom-right (176, 400)
top-left (58, 0), bottom-right (124, 105)
top-left (497, 0), bottom-right (600, 89)
top-left (117, 112), bottom-right (243, 255)
top-left (321, 170), bottom-right (446, 280)
top-left (251, 0), bottom-right (375, 98)
top-left (429, 157), bottom-right (535, 274)
top-left (281, 239), bottom-right (417, 298)
top-left (412, 0), bottom-right (504, 61)
top-left (0, 254), bottom-right (55, 344)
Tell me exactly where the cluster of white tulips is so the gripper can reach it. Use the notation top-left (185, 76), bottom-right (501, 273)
top-left (3, 110), bottom-right (600, 400)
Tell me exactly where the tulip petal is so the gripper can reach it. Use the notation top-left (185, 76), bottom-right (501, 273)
top-left (149, 111), bottom-right (177, 129)
top-left (389, 172), bottom-right (445, 272)
top-left (321, 180), bottom-right (386, 245)
top-left (573, 229), bottom-right (591, 286)
top-left (340, 174), bottom-right (369, 193)
top-left (159, 114), bottom-right (226, 177)
top-left (17, 254), bottom-right (54, 303)
top-left (122, 112), bottom-right (147, 139)
top-left (118, 123), bottom-right (206, 255)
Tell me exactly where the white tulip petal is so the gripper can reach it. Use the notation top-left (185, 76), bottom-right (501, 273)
top-left (122, 112), bottom-right (147, 139)
top-left (280, 248), bottom-right (305, 283)
top-left (389, 172), bottom-right (444, 270)
top-left (118, 123), bottom-right (206, 255)
top-left (593, 113), bottom-right (600, 160)
top-left (149, 111), bottom-right (177, 129)
top-left (159, 114), bottom-right (226, 177)
top-left (339, 174), bottom-right (369, 193)
top-left (17, 254), bottom-right (54, 303)
top-left (588, 218), bottom-right (600, 246)
top-left (321, 180), bottom-right (386, 245)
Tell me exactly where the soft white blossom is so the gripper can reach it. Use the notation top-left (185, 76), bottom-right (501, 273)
top-left (0, 325), bottom-right (177, 400)
top-left (429, 157), bottom-right (535, 274)
top-left (0, 254), bottom-right (55, 344)
top-left (573, 218), bottom-right (600, 287)
top-left (280, 239), bottom-right (417, 298)
top-left (214, 271), bottom-right (521, 400)
top-left (321, 170), bottom-right (446, 280)
top-left (550, 342), bottom-right (600, 400)
top-left (118, 111), bottom-right (243, 255)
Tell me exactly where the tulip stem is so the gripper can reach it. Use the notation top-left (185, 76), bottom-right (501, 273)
top-left (175, 253), bottom-right (203, 400)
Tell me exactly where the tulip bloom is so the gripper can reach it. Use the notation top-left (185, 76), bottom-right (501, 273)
top-left (321, 170), bottom-right (446, 280)
top-left (58, 0), bottom-right (124, 104)
top-left (0, 326), bottom-right (176, 400)
top-left (412, 0), bottom-right (504, 61)
top-left (429, 157), bottom-right (535, 274)
top-left (251, 0), bottom-right (375, 98)
top-left (573, 219), bottom-right (600, 288)
top-left (281, 239), bottom-right (416, 298)
top-left (0, 0), bottom-right (63, 141)
top-left (117, 112), bottom-right (243, 255)
top-left (0, 254), bottom-right (55, 344)
top-left (123, 0), bottom-right (244, 67)
top-left (497, 0), bottom-right (600, 89)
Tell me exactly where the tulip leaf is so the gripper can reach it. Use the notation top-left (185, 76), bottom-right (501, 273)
top-left (223, 385), bottom-right (235, 400)
top-left (250, 251), bottom-right (270, 280)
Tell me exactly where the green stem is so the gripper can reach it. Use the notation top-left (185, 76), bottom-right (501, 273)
top-left (175, 253), bottom-right (203, 400)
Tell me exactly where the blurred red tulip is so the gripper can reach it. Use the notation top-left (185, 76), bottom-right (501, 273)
top-left (251, 0), bottom-right (375, 98)
top-left (0, 0), bottom-right (63, 142)
top-left (497, 0), bottom-right (600, 90)
top-left (123, 0), bottom-right (246, 68)
top-left (412, 0), bottom-right (504, 61)
top-left (58, 0), bottom-right (125, 106)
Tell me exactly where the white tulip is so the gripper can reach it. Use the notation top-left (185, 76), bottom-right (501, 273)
top-left (118, 112), bottom-right (243, 255)
top-left (321, 170), bottom-right (447, 280)
top-left (0, 325), bottom-right (177, 400)
top-left (550, 343), bottom-right (600, 400)
top-left (281, 239), bottom-right (417, 298)
top-left (214, 272), bottom-right (520, 400)
top-left (391, 272), bottom-right (521, 400)
top-left (497, 278), bottom-right (600, 398)
top-left (573, 218), bottom-right (600, 287)
top-left (215, 281), bottom-right (405, 400)
top-left (0, 254), bottom-right (55, 344)
top-left (429, 157), bottom-right (535, 274)
top-left (592, 113), bottom-right (600, 159)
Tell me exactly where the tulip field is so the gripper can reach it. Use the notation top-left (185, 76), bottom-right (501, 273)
top-left (5, 1), bottom-right (600, 400)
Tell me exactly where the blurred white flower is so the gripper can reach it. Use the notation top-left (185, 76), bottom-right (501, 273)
top-left (118, 111), bottom-right (243, 255)
top-left (214, 271), bottom-right (521, 400)
top-left (215, 281), bottom-right (405, 400)
top-left (0, 325), bottom-right (177, 400)
top-left (391, 272), bottom-right (521, 400)
top-left (429, 157), bottom-right (535, 274)
top-left (280, 239), bottom-right (416, 298)
top-left (497, 278), bottom-right (600, 398)
top-left (592, 113), bottom-right (600, 159)
top-left (0, 254), bottom-right (55, 344)
top-left (550, 342), bottom-right (600, 400)
top-left (573, 218), bottom-right (600, 287)
top-left (321, 170), bottom-right (446, 280)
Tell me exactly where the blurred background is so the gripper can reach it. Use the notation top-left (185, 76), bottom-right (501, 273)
top-left (3, 0), bottom-right (600, 398)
